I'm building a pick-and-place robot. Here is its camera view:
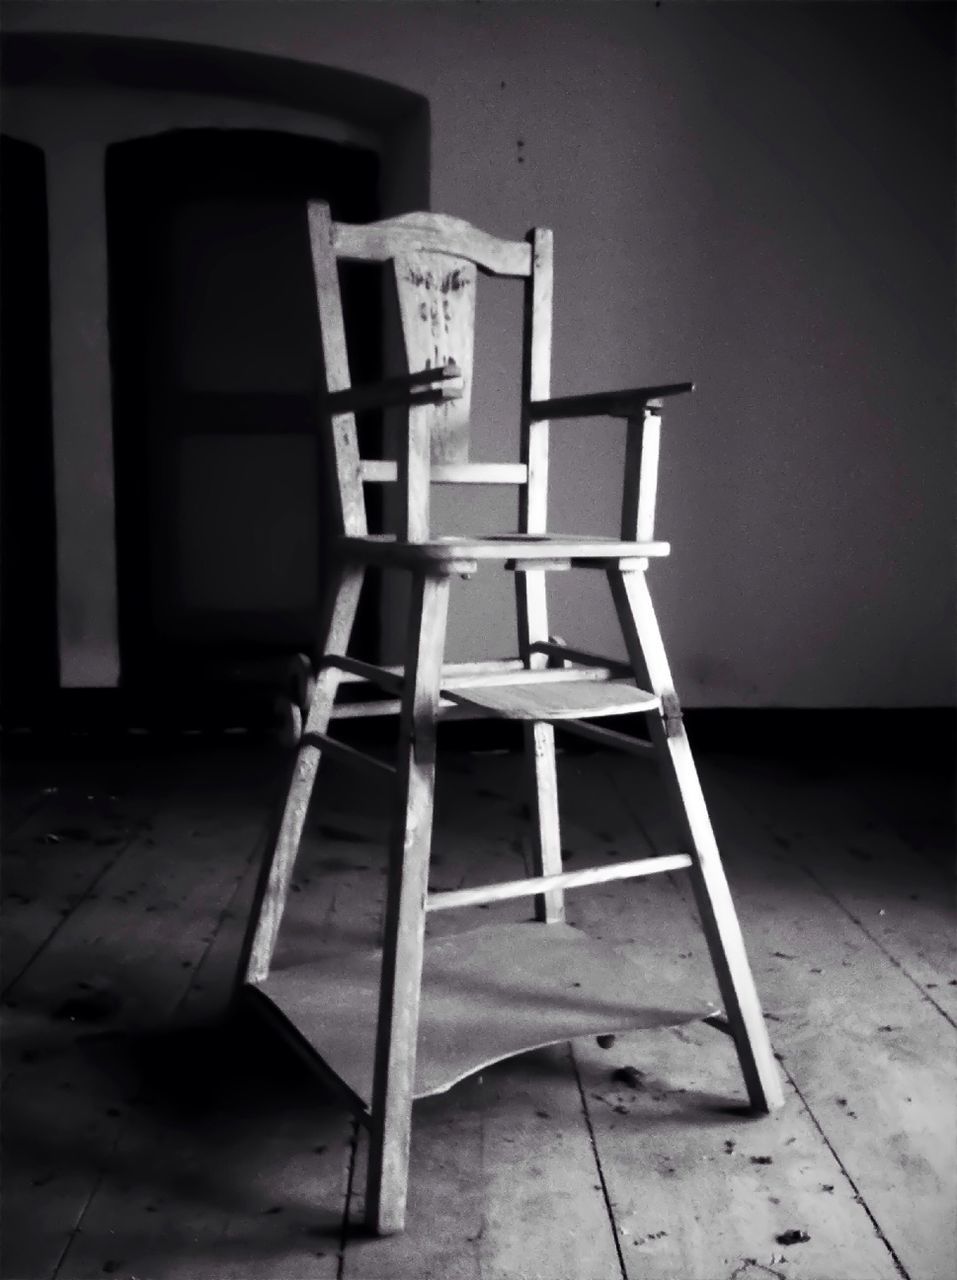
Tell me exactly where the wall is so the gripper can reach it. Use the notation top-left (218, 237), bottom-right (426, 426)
top-left (3, 1), bottom-right (954, 706)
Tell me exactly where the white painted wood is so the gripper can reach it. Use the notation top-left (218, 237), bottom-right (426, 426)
top-left (338, 534), bottom-right (671, 565)
top-left (393, 252), bottom-right (477, 467)
top-left (520, 227), bottom-right (553, 537)
top-left (366, 573), bottom-right (450, 1234)
top-left (621, 407), bottom-right (661, 542)
top-left (426, 853), bottom-right (693, 912)
top-left (518, 227), bottom-right (566, 931)
top-left (242, 565), bottom-right (365, 985)
top-left (608, 567), bottom-right (785, 1112)
top-left (443, 676), bottom-right (659, 721)
top-left (333, 212), bottom-right (533, 277)
top-left (306, 202), bottom-right (367, 538)
top-left (325, 655), bottom-right (622, 694)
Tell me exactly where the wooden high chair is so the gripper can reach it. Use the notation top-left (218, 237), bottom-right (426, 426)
top-left (238, 204), bottom-right (783, 1234)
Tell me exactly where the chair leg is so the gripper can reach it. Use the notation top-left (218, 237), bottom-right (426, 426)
top-left (522, 722), bottom-right (564, 923)
top-left (608, 567), bottom-right (785, 1113)
top-left (515, 570), bottom-right (564, 923)
top-left (365, 572), bottom-right (450, 1235)
top-left (240, 565), bottom-right (365, 987)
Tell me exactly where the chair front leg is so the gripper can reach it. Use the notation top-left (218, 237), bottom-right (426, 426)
top-left (365, 571), bottom-right (450, 1234)
top-left (515, 569), bottom-right (564, 923)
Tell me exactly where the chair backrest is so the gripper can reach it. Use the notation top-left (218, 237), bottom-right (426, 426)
top-left (306, 203), bottom-right (553, 541)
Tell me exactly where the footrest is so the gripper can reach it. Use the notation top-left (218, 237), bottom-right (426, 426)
top-left (246, 922), bottom-right (714, 1110)
top-left (443, 677), bottom-right (659, 721)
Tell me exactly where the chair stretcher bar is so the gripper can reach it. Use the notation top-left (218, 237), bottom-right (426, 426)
top-left (426, 853), bottom-right (693, 912)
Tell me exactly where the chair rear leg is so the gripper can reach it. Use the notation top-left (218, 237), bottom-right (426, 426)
top-left (515, 570), bottom-right (564, 923)
top-left (366, 572), bottom-right (450, 1234)
top-left (608, 567), bottom-right (785, 1113)
top-left (240, 565), bottom-right (365, 987)
top-left (522, 722), bottom-right (564, 923)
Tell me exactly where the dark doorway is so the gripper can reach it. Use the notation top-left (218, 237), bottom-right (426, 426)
top-left (106, 128), bottom-right (381, 722)
top-left (0, 135), bottom-right (58, 720)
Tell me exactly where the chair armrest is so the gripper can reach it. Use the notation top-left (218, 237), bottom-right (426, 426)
top-left (322, 363), bottom-right (463, 416)
top-left (528, 381), bottom-right (693, 421)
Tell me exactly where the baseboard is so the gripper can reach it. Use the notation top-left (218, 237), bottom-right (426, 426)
top-left (2, 690), bottom-right (953, 771)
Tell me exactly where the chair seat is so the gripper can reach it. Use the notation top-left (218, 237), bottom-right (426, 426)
top-left (443, 676), bottom-right (659, 720)
top-left (338, 532), bottom-right (671, 570)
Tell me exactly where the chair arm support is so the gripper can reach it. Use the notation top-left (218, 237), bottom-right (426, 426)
top-left (322, 363), bottom-right (463, 416)
top-left (528, 381), bottom-right (693, 421)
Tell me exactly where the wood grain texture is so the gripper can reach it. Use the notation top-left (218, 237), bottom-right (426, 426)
top-left (394, 252), bottom-right (476, 468)
top-left (3, 745), bottom-right (953, 1278)
top-left (714, 757), bottom-right (957, 1024)
top-left (365, 573), bottom-right (450, 1234)
top-left (332, 211), bottom-right (532, 277)
top-left (2, 758), bottom-right (275, 1279)
top-left (610, 756), bottom-right (956, 1280)
top-left (512, 755), bottom-right (912, 1280)
top-left (443, 676), bottom-right (659, 721)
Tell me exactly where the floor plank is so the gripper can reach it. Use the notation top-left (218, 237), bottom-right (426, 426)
top-left (606, 754), bottom-right (955, 1280)
top-left (2, 743), bottom-right (953, 1280)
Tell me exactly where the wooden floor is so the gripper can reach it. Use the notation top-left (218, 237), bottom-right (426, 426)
top-left (2, 735), bottom-right (954, 1280)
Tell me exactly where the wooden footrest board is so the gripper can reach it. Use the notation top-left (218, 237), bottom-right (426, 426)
top-left (247, 922), bottom-right (714, 1109)
top-left (443, 678), bottom-right (659, 721)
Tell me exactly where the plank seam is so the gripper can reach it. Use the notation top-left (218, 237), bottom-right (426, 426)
top-left (50, 1137), bottom-right (119, 1280)
top-left (338, 1117), bottom-right (362, 1277)
top-left (798, 863), bottom-right (957, 1031)
top-left (777, 1060), bottom-right (912, 1280)
top-left (2, 795), bottom-right (173, 998)
top-left (569, 1043), bottom-right (629, 1280)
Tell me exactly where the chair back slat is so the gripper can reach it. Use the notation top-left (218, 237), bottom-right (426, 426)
top-left (393, 252), bottom-right (476, 464)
